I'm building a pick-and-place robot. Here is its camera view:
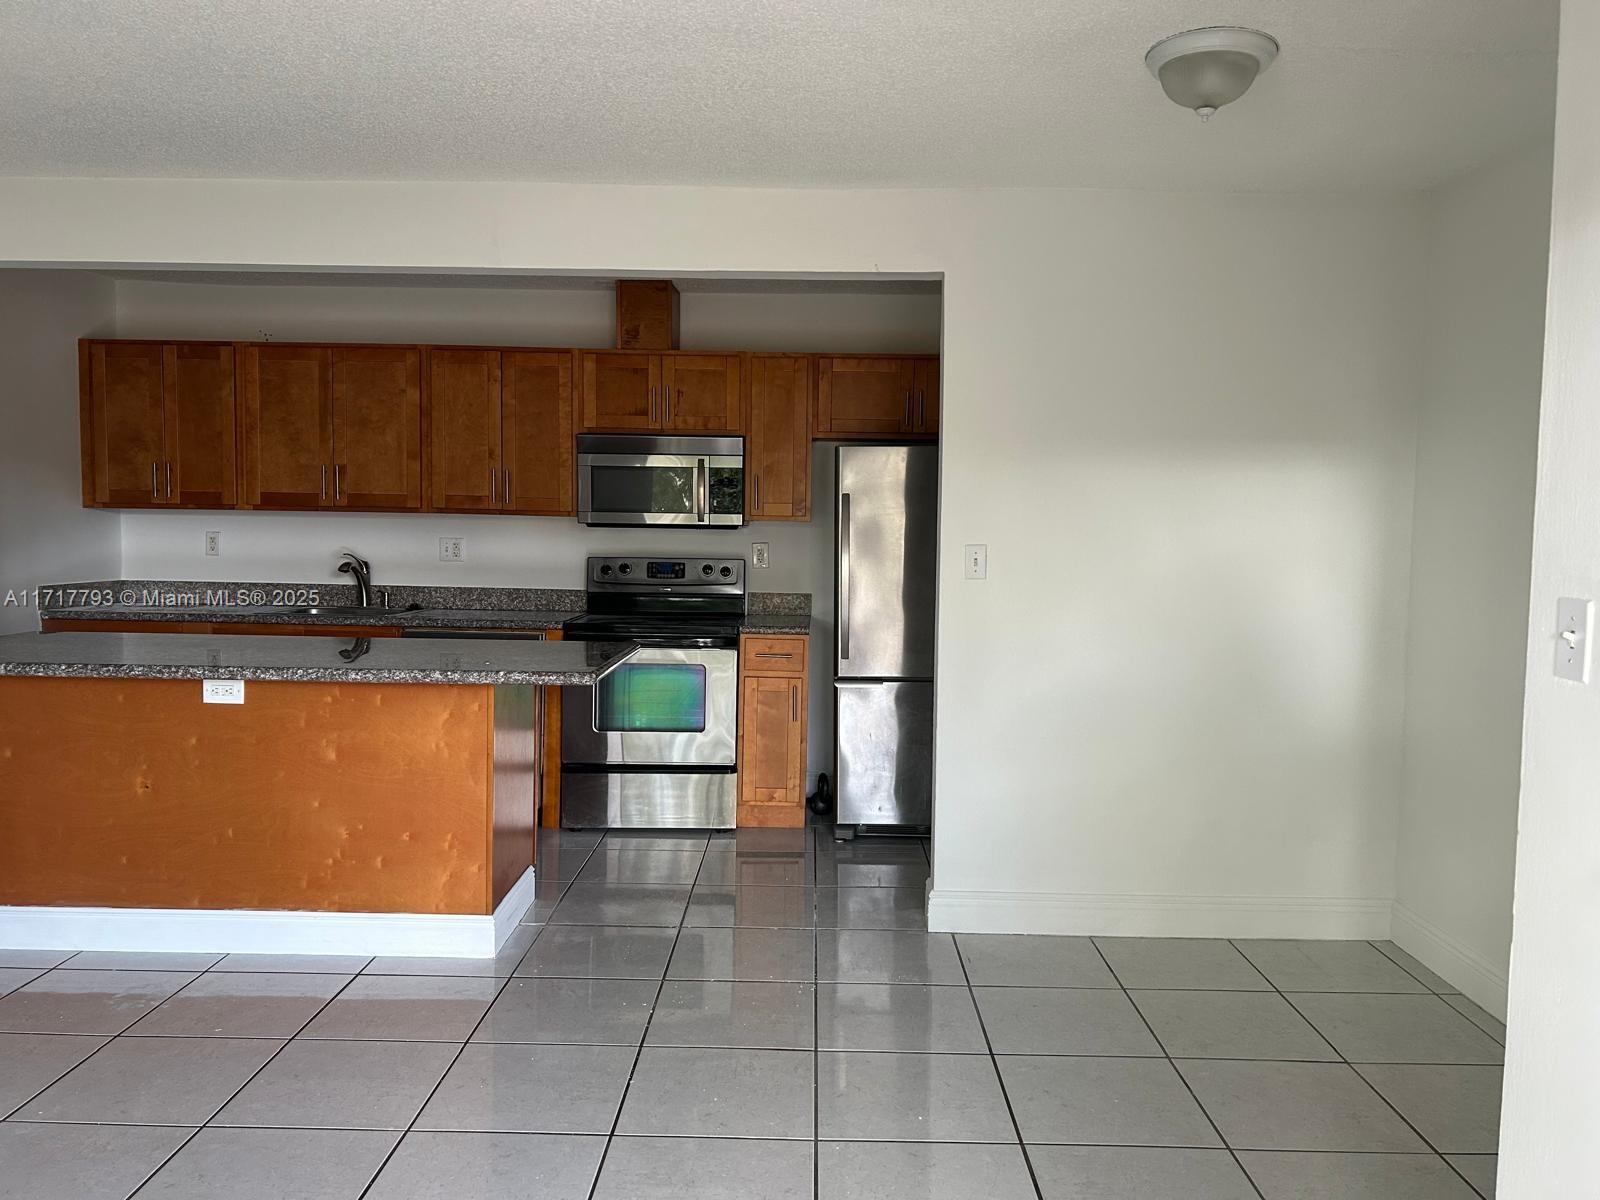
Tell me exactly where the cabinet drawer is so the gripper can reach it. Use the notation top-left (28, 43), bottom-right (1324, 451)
top-left (741, 635), bottom-right (807, 676)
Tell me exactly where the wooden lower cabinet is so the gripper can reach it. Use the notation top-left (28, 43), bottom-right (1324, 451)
top-left (737, 633), bottom-right (808, 828)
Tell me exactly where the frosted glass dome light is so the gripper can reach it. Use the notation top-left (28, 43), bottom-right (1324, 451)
top-left (1146, 27), bottom-right (1279, 122)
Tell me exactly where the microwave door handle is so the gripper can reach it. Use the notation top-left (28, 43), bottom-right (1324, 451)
top-left (839, 492), bottom-right (852, 661)
top-left (697, 457), bottom-right (708, 523)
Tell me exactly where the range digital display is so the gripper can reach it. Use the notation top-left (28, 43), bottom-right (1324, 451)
top-left (647, 561), bottom-right (687, 580)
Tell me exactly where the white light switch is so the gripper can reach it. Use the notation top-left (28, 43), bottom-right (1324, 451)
top-left (1556, 597), bottom-right (1593, 682)
top-left (964, 544), bottom-right (988, 580)
top-left (203, 679), bottom-right (245, 705)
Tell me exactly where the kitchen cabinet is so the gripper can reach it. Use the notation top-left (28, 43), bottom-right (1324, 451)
top-left (815, 355), bottom-right (939, 438)
top-left (428, 348), bottom-right (575, 515)
top-left (745, 355), bottom-right (811, 521)
top-left (81, 340), bottom-right (236, 508)
top-left (242, 344), bottom-right (421, 510)
top-left (40, 619), bottom-right (403, 637)
top-left (579, 352), bottom-right (742, 434)
top-left (737, 633), bottom-right (809, 828)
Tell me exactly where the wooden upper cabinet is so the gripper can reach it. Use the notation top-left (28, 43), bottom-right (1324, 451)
top-left (242, 345), bottom-right (331, 509)
top-left (427, 348), bottom-right (502, 512)
top-left (331, 347), bottom-right (422, 510)
top-left (663, 354), bottom-right (742, 432)
top-left (503, 351), bottom-right (575, 515)
top-left (88, 342), bottom-right (169, 507)
top-left (815, 356), bottom-right (917, 437)
top-left (580, 352), bottom-right (658, 431)
top-left (166, 344), bottom-right (237, 508)
top-left (82, 341), bottom-right (237, 509)
top-left (912, 357), bottom-right (940, 436)
top-left (746, 355), bottom-right (811, 521)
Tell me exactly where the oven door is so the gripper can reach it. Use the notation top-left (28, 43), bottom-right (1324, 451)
top-left (579, 451), bottom-right (744, 527)
top-left (562, 646), bottom-right (737, 767)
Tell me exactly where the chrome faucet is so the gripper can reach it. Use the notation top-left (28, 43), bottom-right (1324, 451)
top-left (337, 552), bottom-right (374, 608)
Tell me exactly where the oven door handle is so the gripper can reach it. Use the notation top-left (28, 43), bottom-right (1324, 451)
top-left (696, 457), bottom-right (708, 523)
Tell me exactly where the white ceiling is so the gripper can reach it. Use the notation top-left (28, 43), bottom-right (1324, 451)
top-left (0, 0), bottom-right (1557, 193)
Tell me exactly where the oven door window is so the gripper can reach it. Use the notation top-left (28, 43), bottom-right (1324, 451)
top-left (596, 663), bottom-right (708, 733)
top-left (590, 464), bottom-right (697, 517)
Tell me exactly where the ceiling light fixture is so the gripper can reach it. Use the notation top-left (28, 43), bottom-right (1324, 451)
top-left (1146, 27), bottom-right (1279, 122)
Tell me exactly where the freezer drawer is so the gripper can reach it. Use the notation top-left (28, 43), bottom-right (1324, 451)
top-left (835, 680), bottom-right (934, 829)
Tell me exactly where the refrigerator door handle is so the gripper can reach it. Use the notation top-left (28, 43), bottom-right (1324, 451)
top-left (839, 491), bottom-right (852, 661)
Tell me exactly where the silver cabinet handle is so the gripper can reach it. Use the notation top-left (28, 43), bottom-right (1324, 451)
top-left (791, 683), bottom-right (798, 722)
top-left (166, 461), bottom-right (172, 498)
top-left (754, 474), bottom-right (761, 513)
top-left (665, 387), bottom-right (672, 426)
top-left (320, 464), bottom-right (327, 501)
top-left (904, 391), bottom-right (912, 427)
top-left (839, 491), bottom-right (852, 661)
top-left (504, 468), bottom-right (512, 505)
top-left (490, 467), bottom-right (497, 503)
top-left (756, 651), bottom-right (793, 659)
top-left (151, 461), bottom-right (159, 500)
top-left (334, 464), bottom-right (342, 501)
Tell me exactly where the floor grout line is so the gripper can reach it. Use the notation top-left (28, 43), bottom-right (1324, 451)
top-left (1226, 938), bottom-right (1494, 1200)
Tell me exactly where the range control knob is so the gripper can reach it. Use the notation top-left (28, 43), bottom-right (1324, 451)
top-left (599, 564), bottom-right (613, 577)
top-left (618, 562), bottom-right (632, 576)
top-left (719, 565), bottom-right (734, 578)
top-left (701, 563), bottom-right (715, 576)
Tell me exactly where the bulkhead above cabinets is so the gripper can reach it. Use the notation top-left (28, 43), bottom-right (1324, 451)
top-left (78, 337), bottom-right (939, 523)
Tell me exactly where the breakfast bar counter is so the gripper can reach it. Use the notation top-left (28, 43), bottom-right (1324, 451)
top-left (0, 632), bottom-right (635, 957)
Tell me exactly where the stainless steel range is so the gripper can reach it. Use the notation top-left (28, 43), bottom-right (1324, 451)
top-left (559, 556), bottom-right (744, 829)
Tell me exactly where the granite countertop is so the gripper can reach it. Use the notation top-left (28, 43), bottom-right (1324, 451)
top-left (739, 614), bottom-right (812, 635)
top-left (43, 605), bottom-right (579, 631)
top-left (0, 632), bottom-right (635, 686)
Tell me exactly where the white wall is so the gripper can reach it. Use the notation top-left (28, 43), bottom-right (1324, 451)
top-left (0, 178), bottom-right (1426, 938)
top-left (1500, 0), bottom-right (1600, 1191)
top-left (0, 270), bottom-right (119, 633)
top-left (1392, 147), bottom-right (1552, 1020)
top-left (113, 276), bottom-right (936, 784)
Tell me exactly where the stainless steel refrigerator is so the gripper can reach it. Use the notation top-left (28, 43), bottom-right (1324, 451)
top-left (834, 444), bottom-right (938, 834)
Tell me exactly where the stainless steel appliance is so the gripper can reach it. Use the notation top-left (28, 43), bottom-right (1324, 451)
top-left (577, 435), bottom-right (744, 528)
top-left (561, 556), bottom-right (745, 828)
top-left (835, 444), bottom-right (939, 835)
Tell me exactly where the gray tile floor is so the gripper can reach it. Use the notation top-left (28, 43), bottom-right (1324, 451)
top-left (0, 827), bottom-right (1504, 1199)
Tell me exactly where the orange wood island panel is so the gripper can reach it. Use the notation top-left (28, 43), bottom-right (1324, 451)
top-left (0, 677), bottom-right (536, 915)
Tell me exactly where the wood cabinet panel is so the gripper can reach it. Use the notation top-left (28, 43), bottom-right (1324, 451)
top-left (913, 357), bottom-right (940, 435)
top-left (242, 344), bottom-right (331, 509)
top-left (166, 343), bottom-right (237, 508)
top-left (737, 633), bottom-right (809, 829)
top-left (747, 355), bottom-right (811, 521)
top-left (90, 342), bottom-right (169, 506)
top-left (816, 356), bottom-right (916, 437)
top-left (503, 351), bottom-right (575, 515)
top-left (331, 346), bottom-right (422, 510)
top-left (663, 354), bottom-right (742, 433)
top-left (428, 348), bottom-right (502, 512)
top-left (580, 351), bottom-right (659, 431)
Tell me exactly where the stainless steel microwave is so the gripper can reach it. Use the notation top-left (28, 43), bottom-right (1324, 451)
top-left (577, 435), bottom-right (745, 527)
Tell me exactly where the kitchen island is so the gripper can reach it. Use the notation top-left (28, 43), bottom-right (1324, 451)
top-left (0, 632), bottom-right (633, 957)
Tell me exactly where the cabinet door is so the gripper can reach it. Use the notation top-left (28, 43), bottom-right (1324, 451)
top-left (427, 348), bottom-right (502, 511)
top-left (166, 344), bottom-right (237, 508)
top-left (89, 342), bottom-right (169, 507)
top-left (663, 354), bottom-right (742, 433)
top-left (913, 357), bottom-right (940, 436)
top-left (737, 674), bottom-right (807, 828)
top-left (816, 357), bottom-right (916, 436)
top-left (580, 352), bottom-right (660, 431)
top-left (242, 344), bottom-right (332, 509)
top-left (746, 355), bottom-right (811, 521)
top-left (331, 346), bottom-right (422, 510)
top-left (503, 351), bottom-right (575, 515)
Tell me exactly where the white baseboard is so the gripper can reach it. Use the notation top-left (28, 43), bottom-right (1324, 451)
top-left (1390, 901), bottom-right (1509, 1021)
top-left (0, 867), bottom-right (538, 959)
top-left (926, 888), bottom-right (1394, 939)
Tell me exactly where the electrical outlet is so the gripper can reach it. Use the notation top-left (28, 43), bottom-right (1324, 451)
top-left (204, 530), bottom-right (221, 557)
top-left (439, 537), bottom-right (464, 563)
top-left (202, 679), bottom-right (245, 705)
top-left (752, 542), bottom-right (771, 569)
top-left (964, 544), bottom-right (988, 580)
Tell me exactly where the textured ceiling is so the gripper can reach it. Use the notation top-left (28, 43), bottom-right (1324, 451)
top-left (0, 0), bottom-right (1558, 192)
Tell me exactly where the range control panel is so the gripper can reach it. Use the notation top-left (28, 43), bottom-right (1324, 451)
top-left (587, 557), bottom-right (745, 591)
